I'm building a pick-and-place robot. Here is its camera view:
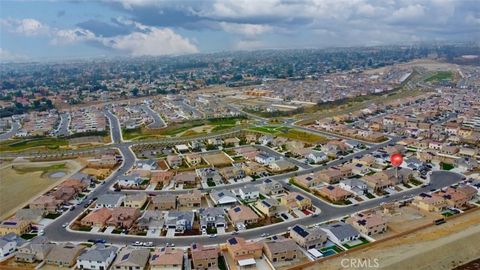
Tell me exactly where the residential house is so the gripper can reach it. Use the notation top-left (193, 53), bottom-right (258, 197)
top-left (190, 243), bottom-right (219, 270)
top-left (307, 150), bottom-right (328, 164)
top-left (150, 247), bottom-right (183, 270)
top-left (106, 208), bottom-right (141, 229)
top-left (15, 236), bottom-right (53, 263)
top-left (263, 236), bottom-right (299, 264)
top-left (117, 175), bottom-right (144, 188)
top-left (199, 208), bottom-right (226, 229)
top-left (134, 159), bottom-right (158, 171)
top-left (255, 198), bottom-right (287, 217)
top-left (219, 166), bottom-right (246, 181)
top-left (45, 242), bottom-right (85, 267)
top-left (81, 208), bottom-right (112, 228)
top-left (112, 247), bottom-right (150, 270)
top-left (196, 168), bottom-right (223, 184)
top-left (136, 210), bottom-right (165, 231)
top-left (412, 193), bottom-right (448, 212)
top-left (255, 152), bottom-right (275, 165)
top-left (339, 179), bottom-right (368, 195)
top-left (238, 186), bottom-right (260, 201)
top-left (0, 219), bottom-right (31, 236)
top-left (268, 159), bottom-right (296, 172)
top-left (15, 209), bottom-right (44, 223)
top-left (224, 137), bottom-right (241, 147)
top-left (289, 224), bottom-right (328, 249)
top-left (227, 206), bottom-right (260, 226)
top-left (317, 186), bottom-right (353, 203)
top-left (167, 155), bottom-right (183, 168)
top-left (152, 194), bottom-right (177, 210)
top-left (210, 190), bottom-right (238, 205)
top-left (96, 194), bottom-right (124, 208)
top-left (150, 171), bottom-right (174, 188)
top-left (124, 193), bottom-right (148, 208)
top-left (177, 190), bottom-right (202, 208)
top-left (280, 192), bottom-right (312, 210)
top-left (29, 195), bottom-right (62, 214)
top-left (0, 233), bottom-right (26, 260)
top-left (317, 169), bottom-right (344, 184)
top-left (185, 154), bottom-right (202, 166)
top-left (321, 222), bottom-right (361, 244)
top-left (294, 174), bottom-right (321, 189)
top-left (165, 211), bottom-right (195, 232)
top-left (259, 179), bottom-right (283, 195)
top-left (347, 212), bottom-right (387, 236)
top-left (174, 172), bottom-right (197, 186)
top-left (226, 237), bottom-right (263, 265)
top-left (76, 244), bottom-right (117, 270)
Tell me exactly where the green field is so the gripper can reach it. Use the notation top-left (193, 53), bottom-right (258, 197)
top-left (122, 116), bottom-right (246, 141)
top-left (0, 137), bottom-right (69, 152)
top-left (12, 163), bottom-right (66, 175)
top-left (425, 71), bottom-right (453, 82)
top-left (250, 125), bottom-right (329, 143)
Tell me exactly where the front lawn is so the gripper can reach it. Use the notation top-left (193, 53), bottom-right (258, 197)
top-left (45, 212), bottom-right (62, 219)
top-left (440, 162), bottom-right (454, 171)
top-left (343, 237), bottom-right (370, 249)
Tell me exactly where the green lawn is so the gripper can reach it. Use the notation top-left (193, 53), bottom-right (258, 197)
top-left (409, 178), bottom-right (423, 186)
top-left (321, 245), bottom-right (344, 253)
top-left (0, 137), bottom-right (68, 152)
top-left (440, 162), bottom-right (454, 171)
top-left (343, 237), bottom-right (370, 249)
top-left (425, 71), bottom-right (453, 82)
top-left (12, 163), bottom-right (66, 174)
top-left (44, 212), bottom-right (62, 219)
top-left (21, 233), bottom-right (38, 240)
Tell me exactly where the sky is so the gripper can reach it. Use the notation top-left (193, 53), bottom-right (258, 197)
top-left (0, 0), bottom-right (479, 62)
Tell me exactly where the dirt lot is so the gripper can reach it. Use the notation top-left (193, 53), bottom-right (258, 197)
top-left (372, 205), bottom-right (443, 240)
top-left (202, 152), bottom-right (233, 167)
top-left (301, 208), bottom-right (480, 270)
top-left (81, 167), bottom-right (112, 180)
top-left (0, 159), bottom-right (84, 220)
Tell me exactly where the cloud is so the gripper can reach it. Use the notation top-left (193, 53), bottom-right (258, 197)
top-left (0, 48), bottom-right (28, 62)
top-left (1, 18), bottom-right (49, 36)
top-left (219, 22), bottom-right (272, 37)
top-left (100, 27), bottom-right (198, 56)
top-left (51, 28), bottom-right (97, 45)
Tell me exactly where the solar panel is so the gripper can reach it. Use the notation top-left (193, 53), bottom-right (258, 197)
top-left (295, 195), bottom-right (304, 201)
top-left (121, 253), bottom-right (130, 261)
top-left (262, 201), bottom-right (271, 207)
top-left (192, 243), bottom-right (197, 250)
top-left (234, 207), bottom-right (241, 212)
top-left (306, 177), bottom-right (312, 181)
top-left (218, 192), bottom-right (224, 197)
top-left (327, 186), bottom-right (335, 190)
top-left (265, 179), bottom-right (272, 183)
top-left (228, 238), bottom-right (238, 245)
top-left (292, 225), bottom-right (309, 237)
top-left (152, 255), bottom-right (159, 260)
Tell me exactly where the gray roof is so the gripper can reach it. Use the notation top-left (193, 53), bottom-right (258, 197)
top-left (323, 222), bottom-right (360, 240)
top-left (0, 233), bottom-right (26, 248)
top-left (199, 207), bottom-right (225, 227)
top-left (210, 189), bottom-right (237, 204)
top-left (340, 179), bottom-right (367, 188)
top-left (78, 244), bottom-right (117, 262)
top-left (113, 247), bottom-right (150, 268)
top-left (96, 193), bottom-right (124, 206)
top-left (15, 208), bottom-right (44, 221)
top-left (165, 211), bottom-right (194, 226)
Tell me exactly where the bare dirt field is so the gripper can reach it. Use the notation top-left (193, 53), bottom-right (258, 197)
top-left (0, 159), bottom-right (84, 220)
top-left (81, 167), bottom-right (112, 180)
top-left (301, 208), bottom-right (480, 270)
top-left (202, 152), bottom-right (233, 167)
top-left (363, 59), bottom-right (461, 74)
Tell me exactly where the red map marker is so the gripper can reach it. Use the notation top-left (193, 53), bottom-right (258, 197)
top-left (390, 153), bottom-right (403, 167)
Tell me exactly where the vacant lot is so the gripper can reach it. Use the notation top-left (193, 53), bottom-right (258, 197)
top-left (0, 137), bottom-right (69, 152)
top-left (303, 208), bottom-right (480, 270)
top-left (202, 152), bottom-right (233, 167)
top-left (0, 160), bottom-right (83, 220)
top-left (250, 125), bottom-right (329, 144)
top-left (425, 71), bottom-right (454, 82)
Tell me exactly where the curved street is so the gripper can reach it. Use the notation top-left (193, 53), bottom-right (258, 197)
top-left (42, 111), bottom-right (465, 247)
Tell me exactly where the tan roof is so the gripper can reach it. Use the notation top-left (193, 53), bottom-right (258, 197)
top-left (191, 243), bottom-right (218, 261)
top-left (150, 248), bottom-right (183, 266)
top-left (227, 205), bottom-right (259, 223)
top-left (82, 208), bottom-right (112, 224)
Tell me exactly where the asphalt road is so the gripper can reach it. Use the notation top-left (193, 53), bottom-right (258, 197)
top-left (0, 121), bottom-right (20, 141)
top-left (141, 105), bottom-right (166, 129)
top-left (27, 112), bottom-right (467, 247)
top-left (55, 113), bottom-right (71, 137)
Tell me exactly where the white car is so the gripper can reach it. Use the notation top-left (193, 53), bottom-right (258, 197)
top-left (62, 223), bottom-right (69, 228)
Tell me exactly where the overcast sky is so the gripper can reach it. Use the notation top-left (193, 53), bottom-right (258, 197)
top-left (1, 0), bottom-right (479, 61)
